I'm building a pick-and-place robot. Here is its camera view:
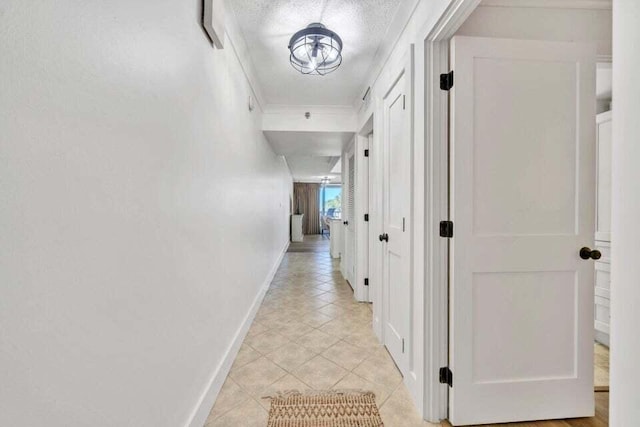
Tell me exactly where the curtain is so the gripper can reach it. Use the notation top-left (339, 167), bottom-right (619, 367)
top-left (293, 183), bottom-right (321, 235)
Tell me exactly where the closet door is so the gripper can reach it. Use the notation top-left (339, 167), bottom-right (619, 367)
top-left (448, 36), bottom-right (596, 425)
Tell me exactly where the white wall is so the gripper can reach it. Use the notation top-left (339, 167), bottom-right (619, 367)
top-left (355, 0), bottom-right (463, 418)
top-left (0, 1), bottom-right (292, 426)
top-left (610, 0), bottom-right (640, 424)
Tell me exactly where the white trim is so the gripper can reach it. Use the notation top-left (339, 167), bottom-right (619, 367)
top-left (354, 134), bottom-right (371, 302)
top-left (264, 104), bottom-right (357, 115)
top-left (480, 0), bottom-right (612, 9)
top-left (419, 0), bottom-right (481, 422)
top-left (371, 96), bottom-right (385, 342)
top-left (185, 241), bottom-right (289, 427)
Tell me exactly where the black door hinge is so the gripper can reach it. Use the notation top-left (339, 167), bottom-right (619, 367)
top-left (439, 220), bottom-right (453, 238)
top-left (364, 149), bottom-right (369, 157)
top-left (403, 95), bottom-right (406, 110)
top-left (364, 278), bottom-right (369, 287)
top-left (439, 367), bottom-right (453, 387)
top-left (440, 71), bottom-right (454, 91)
top-left (364, 213), bottom-right (369, 222)
top-left (402, 338), bottom-right (405, 353)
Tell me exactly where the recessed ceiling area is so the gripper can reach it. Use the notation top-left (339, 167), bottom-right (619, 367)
top-left (264, 131), bottom-right (355, 183)
top-left (286, 155), bottom-right (341, 183)
top-left (228, 0), bottom-right (405, 106)
top-left (265, 130), bottom-right (352, 182)
top-left (264, 131), bottom-right (353, 156)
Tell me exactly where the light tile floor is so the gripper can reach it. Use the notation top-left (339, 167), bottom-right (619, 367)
top-left (204, 249), bottom-right (436, 426)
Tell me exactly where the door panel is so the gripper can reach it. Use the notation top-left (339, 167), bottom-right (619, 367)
top-left (383, 69), bottom-right (411, 373)
top-left (448, 36), bottom-right (596, 425)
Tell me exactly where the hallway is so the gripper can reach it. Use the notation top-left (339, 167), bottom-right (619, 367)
top-left (204, 246), bottom-right (432, 426)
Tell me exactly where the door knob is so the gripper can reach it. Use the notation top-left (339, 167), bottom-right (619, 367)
top-left (579, 247), bottom-right (602, 260)
top-left (343, 221), bottom-right (349, 226)
top-left (379, 233), bottom-right (389, 242)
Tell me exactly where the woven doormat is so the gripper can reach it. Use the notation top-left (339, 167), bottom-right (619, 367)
top-left (266, 391), bottom-right (384, 427)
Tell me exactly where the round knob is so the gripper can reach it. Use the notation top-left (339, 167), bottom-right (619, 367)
top-left (579, 247), bottom-right (602, 260)
top-left (343, 221), bottom-right (349, 226)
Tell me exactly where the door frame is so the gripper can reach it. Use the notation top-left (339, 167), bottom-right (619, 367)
top-left (418, 0), bottom-right (481, 422)
top-left (420, 0), bottom-right (611, 422)
top-left (354, 132), bottom-right (371, 302)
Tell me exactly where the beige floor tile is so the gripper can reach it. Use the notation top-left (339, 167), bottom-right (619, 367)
top-left (353, 353), bottom-right (403, 390)
top-left (275, 321), bottom-right (315, 340)
top-left (242, 330), bottom-right (290, 355)
top-left (321, 340), bottom-right (369, 371)
top-left (205, 397), bottom-right (268, 427)
top-left (266, 341), bottom-right (317, 371)
top-left (229, 356), bottom-right (287, 397)
top-left (295, 328), bottom-right (341, 353)
top-left (343, 334), bottom-right (381, 352)
top-left (318, 318), bottom-right (358, 339)
top-left (231, 344), bottom-right (261, 369)
top-left (333, 372), bottom-right (393, 407)
top-left (204, 378), bottom-right (250, 421)
top-left (316, 303), bottom-right (346, 319)
top-left (298, 309), bottom-right (332, 325)
top-left (292, 355), bottom-right (349, 390)
top-left (315, 291), bottom-right (341, 303)
top-left (256, 373), bottom-right (312, 410)
top-left (379, 384), bottom-right (438, 427)
top-left (246, 321), bottom-right (269, 337)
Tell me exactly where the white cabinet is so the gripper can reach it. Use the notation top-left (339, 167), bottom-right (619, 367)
top-left (329, 219), bottom-right (342, 259)
top-left (594, 111), bottom-right (612, 346)
top-left (291, 214), bottom-right (304, 242)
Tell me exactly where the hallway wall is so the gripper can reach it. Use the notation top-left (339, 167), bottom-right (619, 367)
top-left (0, 1), bottom-right (292, 426)
top-left (610, 0), bottom-right (640, 424)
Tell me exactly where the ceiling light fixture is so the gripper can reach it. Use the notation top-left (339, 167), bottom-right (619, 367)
top-left (288, 23), bottom-right (343, 75)
top-left (321, 177), bottom-right (331, 186)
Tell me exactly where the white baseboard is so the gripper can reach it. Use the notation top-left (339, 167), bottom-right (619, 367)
top-left (185, 240), bottom-right (289, 427)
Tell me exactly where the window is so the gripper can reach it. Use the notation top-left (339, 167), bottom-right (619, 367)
top-left (321, 185), bottom-right (341, 219)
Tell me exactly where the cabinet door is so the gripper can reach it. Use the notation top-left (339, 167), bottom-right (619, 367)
top-left (595, 111), bottom-right (612, 242)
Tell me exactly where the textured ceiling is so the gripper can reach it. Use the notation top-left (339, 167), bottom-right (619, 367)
top-left (229, 0), bottom-right (404, 106)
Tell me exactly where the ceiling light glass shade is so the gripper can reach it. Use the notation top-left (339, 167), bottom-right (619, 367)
top-left (288, 23), bottom-right (343, 75)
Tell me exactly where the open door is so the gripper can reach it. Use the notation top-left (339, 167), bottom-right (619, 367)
top-left (448, 36), bottom-right (596, 425)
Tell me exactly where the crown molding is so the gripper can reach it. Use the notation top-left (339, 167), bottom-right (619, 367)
top-left (480, 0), bottom-right (612, 9)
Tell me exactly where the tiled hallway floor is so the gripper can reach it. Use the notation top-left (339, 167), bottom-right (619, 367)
top-left (205, 248), bottom-right (435, 426)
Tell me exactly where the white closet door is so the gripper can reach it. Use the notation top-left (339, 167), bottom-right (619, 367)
top-left (448, 36), bottom-right (596, 425)
top-left (346, 153), bottom-right (356, 284)
top-left (382, 65), bottom-right (411, 374)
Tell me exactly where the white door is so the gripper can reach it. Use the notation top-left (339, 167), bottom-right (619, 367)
top-left (448, 36), bottom-right (596, 425)
top-left (382, 67), bottom-right (411, 372)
